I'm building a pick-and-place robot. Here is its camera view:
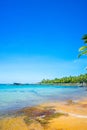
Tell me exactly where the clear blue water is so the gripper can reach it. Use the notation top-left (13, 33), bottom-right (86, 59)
top-left (0, 84), bottom-right (87, 114)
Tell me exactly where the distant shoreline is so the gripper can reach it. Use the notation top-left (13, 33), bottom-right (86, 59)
top-left (0, 82), bottom-right (87, 87)
top-left (40, 82), bottom-right (87, 87)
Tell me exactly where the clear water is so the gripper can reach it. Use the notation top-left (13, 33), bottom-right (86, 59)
top-left (0, 84), bottom-right (87, 114)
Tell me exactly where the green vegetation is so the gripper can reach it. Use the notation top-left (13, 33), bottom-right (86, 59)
top-left (78, 34), bottom-right (87, 57)
top-left (40, 74), bottom-right (87, 84)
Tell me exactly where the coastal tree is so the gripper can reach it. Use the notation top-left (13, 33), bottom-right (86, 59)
top-left (41, 74), bottom-right (87, 84)
top-left (78, 34), bottom-right (87, 58)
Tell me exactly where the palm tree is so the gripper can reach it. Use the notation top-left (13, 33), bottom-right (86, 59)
top-left (78, 34), bottom-right (87, 58)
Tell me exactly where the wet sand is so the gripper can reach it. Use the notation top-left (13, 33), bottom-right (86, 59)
top-left (0, 98), bottom-right (87, 130)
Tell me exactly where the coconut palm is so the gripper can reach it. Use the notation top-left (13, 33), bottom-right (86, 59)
top-left (78, 34), bottom-right (87, 58)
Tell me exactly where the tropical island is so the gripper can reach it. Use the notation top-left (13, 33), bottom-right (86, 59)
top-left (40, 34), bottom-right (87, 86)
top-left (40, 74), bottom-right (87, 86)
top-left (0, 0), bottom-right (87, 130)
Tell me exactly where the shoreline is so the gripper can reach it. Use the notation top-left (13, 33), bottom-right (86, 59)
top-left (0, 98), bottom-right (87, 130)
top-left (0, 83), bottom-right (87, 87)
top-left (40, 82), bottom-right (87, 87)
top-left (0, 95), bottom-right (87, 117)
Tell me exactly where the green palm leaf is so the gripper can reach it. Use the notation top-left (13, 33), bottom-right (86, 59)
top-left (82, 34), bottom-right (87, 43)
top-left (78, 50), bottom-right (87, 58)
top-left (79, 46), bottom-right (87, 51)
top-left (84, 39), bottom-right (87, 43)
top-left (78, 34), bottom-right (87, 58)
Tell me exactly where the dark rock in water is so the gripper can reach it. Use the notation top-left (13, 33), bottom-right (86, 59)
top-left (13, 83), bottom-right (22, 85)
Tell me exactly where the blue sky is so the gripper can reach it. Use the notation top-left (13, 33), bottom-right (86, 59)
top-left (0, 0), bottom-right (87, 83)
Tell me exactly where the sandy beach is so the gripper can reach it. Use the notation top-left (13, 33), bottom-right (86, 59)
top-left (0, 98), bottom-right (87, 130)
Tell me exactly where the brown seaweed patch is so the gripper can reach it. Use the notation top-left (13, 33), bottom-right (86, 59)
top-left (18, 107), bottom-right (55, 118)
top-left (44, 112), bottom-right (67, 120)
top-left (22, 106), bottom-right (67, 128)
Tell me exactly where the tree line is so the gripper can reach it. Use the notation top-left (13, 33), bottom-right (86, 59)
top-left (41, 74), bottom-right (87, 84)
top-left (41, 34), bottom-right (87, 84)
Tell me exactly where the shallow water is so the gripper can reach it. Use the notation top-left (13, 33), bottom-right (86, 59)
top-left (0, 84), bottom-right (87, 115)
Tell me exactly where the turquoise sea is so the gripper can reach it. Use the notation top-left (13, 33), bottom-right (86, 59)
top-left (0, 84), bottom-right (87, 115)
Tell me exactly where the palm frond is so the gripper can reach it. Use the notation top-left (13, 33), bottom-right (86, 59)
top-left (82, 34), bottom-right (87, 40)
top-left (84, 39), bottom-right (87, 43)
top-left (79, 46), bottom-right (87, 51)
top-left (82, 34), bottom-right (87, 43)
top-left (78, 50), bottom-right (87, 58)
